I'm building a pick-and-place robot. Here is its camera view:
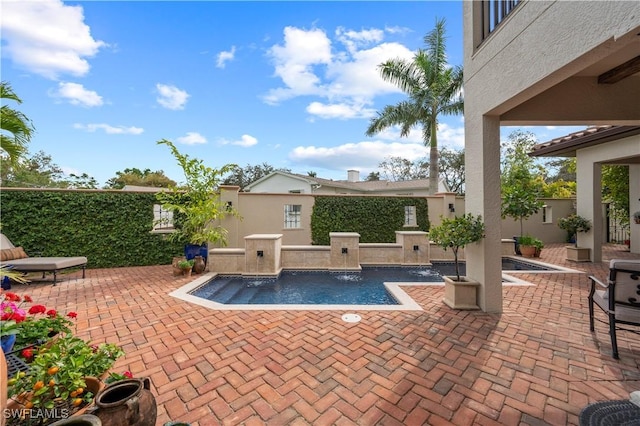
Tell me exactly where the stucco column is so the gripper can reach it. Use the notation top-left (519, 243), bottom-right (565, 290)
top-left (576, 155), bottom-right (602, 262)
top-left (464, 115), bottom-right (503, 313)
top-left (630, 164), bottom-right (640, 254)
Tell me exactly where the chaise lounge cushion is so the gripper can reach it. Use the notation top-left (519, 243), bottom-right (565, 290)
top-left (1, 256), bottom-right (88, 271)
top-left (0, 233), bottom-right (87, 278)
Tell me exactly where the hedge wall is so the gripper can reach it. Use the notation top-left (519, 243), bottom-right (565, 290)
top-left (311, 196), bottom-right (430, 245)
top-left (0, 190), bottom-right (183, 268)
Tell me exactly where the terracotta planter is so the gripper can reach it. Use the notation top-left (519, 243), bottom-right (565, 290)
top-left (5, 377), bottom-right (103, 425)
top-left (171, 257), bottom-right (185, 276)
top-left (519, 245), bottom-right (537, 258)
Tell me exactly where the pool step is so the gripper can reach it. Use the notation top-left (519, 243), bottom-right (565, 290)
top-left (208, 281), bottom-right (245, 304)
top-left (230, 286), bottom-right (260, 304)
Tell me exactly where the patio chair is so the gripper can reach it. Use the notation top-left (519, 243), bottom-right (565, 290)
top-left (0, 233), bottom-right (87, 286)
top-left (588, 259), bottom-right (640, 359)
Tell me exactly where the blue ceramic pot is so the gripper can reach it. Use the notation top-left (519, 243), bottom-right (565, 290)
top-left (1, 334), bottom-right (17, 354)
top-left (184, 243), bottom-right (208, 265)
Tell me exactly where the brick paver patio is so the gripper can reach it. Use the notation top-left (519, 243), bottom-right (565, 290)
top-left (7, 243), bottom-right (639, 425)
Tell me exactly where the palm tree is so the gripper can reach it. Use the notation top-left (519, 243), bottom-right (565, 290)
top-left (365, 18), bottom-right (463, 194)
top-left (1, 81), bottom-right (34, 165)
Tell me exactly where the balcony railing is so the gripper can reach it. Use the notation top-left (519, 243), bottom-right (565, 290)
top-left (480, 0), bottom-right (522, 43)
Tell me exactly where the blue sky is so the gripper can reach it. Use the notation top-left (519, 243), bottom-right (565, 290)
top-left (1, 0), bottom-right (584, 187)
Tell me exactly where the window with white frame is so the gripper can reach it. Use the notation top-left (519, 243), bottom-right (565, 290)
top-left (284, 204), bottom-right (302, 229)
top-left (404, 206), bottom-right (417, 226)
top-left (542, 205), bottom-right (553, 224)
top-left (152, 204), bottom-right (174, 231)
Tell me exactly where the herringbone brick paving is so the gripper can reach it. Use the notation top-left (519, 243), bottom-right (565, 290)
top-left (9, 243), bottom-right (640, 425)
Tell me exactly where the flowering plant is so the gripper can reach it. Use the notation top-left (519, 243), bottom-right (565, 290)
top-left (7, 335), bottom-right (105, 417)
top-left (1, 292), bottom-right (32, 337)
top-left (1, 291), bottom-right (77, 347)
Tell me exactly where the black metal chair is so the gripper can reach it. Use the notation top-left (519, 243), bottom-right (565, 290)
top-left (588, 259), bottom-right (640, 359)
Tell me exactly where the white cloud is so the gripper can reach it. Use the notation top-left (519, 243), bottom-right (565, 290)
top-left (289, 140), bottom-right (428, 171)
top-left (73, 123), bottom-right (143, 135)
top-left (263, 26), bottom-right (333, 104)
top-left (218, 134), bottom-right (258, 148)
top-left (216, 46), bottom-right (236, 68)
top-left (51, 82), bottom-right (103, 107)
top-left (325, 42), bottom-right (413, 99)
top-left (365, 123), bottom-right (465, 149)
top-left (263, 26), bottom-right (415, 119)
top-left (335, 27), bottom-right (384, 54)
top-left (436, 123), bottom-right (465, 150)
top-left (156, 84), bottom-right (189, 110)
top-left (177, 132), bottom-right (207, 145)
top-left (306, 102), bottom-right (376, 120)
top-left (1, 0), bottom-right (105, 79)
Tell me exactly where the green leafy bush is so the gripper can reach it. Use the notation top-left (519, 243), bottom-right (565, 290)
top-left (0, 189), bottom-right (183, 268)
top-left (311, 196), bottom-right (429, 245)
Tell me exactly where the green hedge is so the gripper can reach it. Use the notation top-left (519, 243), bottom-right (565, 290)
top-left (0, 190), bottom-right (182, 268)
top-left (311, 196), bottom-right (429, 245)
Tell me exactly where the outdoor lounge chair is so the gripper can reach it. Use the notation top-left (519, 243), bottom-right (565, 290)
top-left (588, 259), bottom-right (640, 359)
top-left (0, 233), bottom-right (87, 285)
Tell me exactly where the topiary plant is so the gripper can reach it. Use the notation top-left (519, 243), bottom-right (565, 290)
top-left (429, 214), bottom-right (485, 282)
top-left (558, 214), bottom-right (591, 247)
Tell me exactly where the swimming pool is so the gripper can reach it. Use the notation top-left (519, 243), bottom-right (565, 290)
top-left (188, 257), bottom-right (562, 306)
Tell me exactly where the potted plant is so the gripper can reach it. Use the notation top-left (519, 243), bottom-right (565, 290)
top-left (177, 259), bottom-right (195, 276)
top-left (155, 139), bottom-right (239, 268)
top-left (558, 214), bottom-right (592, 261)
top-left (517, 235), bottom-right (543, 258)
top-left (429, 214), bottom-right (485, 310)
top-left (501, 187), bottom-right (543, 255)
top-left (5, 335), bottom-right (118, 424)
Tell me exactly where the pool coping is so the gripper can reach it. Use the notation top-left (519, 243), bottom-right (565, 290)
top-left (169, 258), bottom-right (583, 311)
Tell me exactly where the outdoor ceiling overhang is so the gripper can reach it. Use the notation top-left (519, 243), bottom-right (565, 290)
top-left (529, 125), bottom-right (640, 158)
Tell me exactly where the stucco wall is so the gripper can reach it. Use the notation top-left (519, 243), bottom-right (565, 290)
top-left (465, 1), bottom-right (640, 121)
top-left (219, 187), bottom-right (576, 249)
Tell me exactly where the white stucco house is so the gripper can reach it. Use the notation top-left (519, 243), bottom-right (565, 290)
top-left (244, 170), bottom-right (449, 195)
top-left (463, 1), bottom-right (640, 312)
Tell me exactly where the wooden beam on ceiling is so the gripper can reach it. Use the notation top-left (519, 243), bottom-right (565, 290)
top-left (598, 55), bottom-right (640, 84)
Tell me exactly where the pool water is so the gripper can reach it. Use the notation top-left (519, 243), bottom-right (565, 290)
top-left (191, 258), bottom-right (557, 305)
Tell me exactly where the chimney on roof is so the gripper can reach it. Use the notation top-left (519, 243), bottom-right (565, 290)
top-left (347, 170), bottom-right (360, 182)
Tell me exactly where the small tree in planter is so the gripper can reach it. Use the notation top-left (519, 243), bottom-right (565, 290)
top-left (500, 130), bottom-right (544, 254)
top-left (156, 139), bottom-right (239, 266)
top-left (558, 214), bottom-right (592, 261)
top-left (430, 214), bottom-right (485, 310)
top-left (429, 213), bottom-right (485, 282)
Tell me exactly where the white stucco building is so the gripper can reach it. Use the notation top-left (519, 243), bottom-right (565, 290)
top-left (245, 170), bottom-right (448, 195)
top-left (463, 1), bottom-right (640, 312)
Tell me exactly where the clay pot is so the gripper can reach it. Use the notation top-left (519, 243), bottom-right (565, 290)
top-left (519, 245), bottom-right (537, 258)
top-left (51, 414), bottom-right (102, 425)
top-left (172, 257), bottom-right (185, 276)
top-left (92, 377), bottom-right (157, 426)
top-left (193, 256), bottom-right (206, 274)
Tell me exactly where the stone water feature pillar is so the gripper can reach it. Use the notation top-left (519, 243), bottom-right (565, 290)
top-left (329, 232), bottom-right (361, 271)
top-left (395, 231), bottom-right (430, 265)
top-left (244, 234), bottom-right (282, 276)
